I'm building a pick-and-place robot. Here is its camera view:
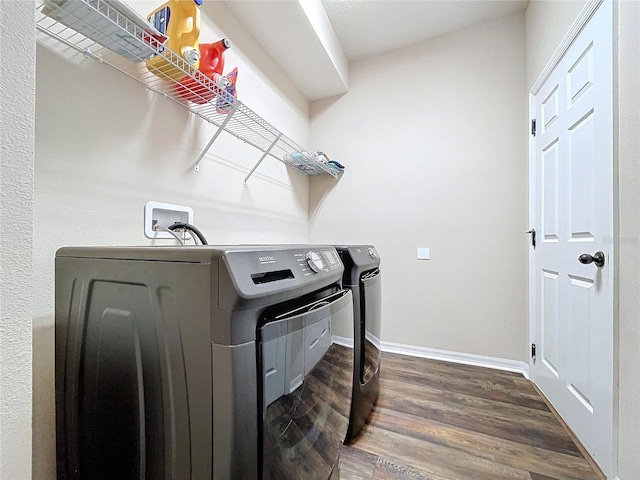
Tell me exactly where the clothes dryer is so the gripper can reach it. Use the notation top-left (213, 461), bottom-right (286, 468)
top-left (55, 245), bottom-right (353, 480)
top-left (335, 245), bottom-right (382, 441)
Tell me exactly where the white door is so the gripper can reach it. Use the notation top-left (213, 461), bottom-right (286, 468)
top-left (530, 1), bottom-right (613, 476)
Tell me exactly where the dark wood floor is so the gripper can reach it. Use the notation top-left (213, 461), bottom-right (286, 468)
top-left (339, 352), bottom-right (603, 480)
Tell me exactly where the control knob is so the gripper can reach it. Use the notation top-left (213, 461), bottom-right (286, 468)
top-left (306, 251), bottom-right (327, 272)
top-left (367, 247), bottom-right (379, 259)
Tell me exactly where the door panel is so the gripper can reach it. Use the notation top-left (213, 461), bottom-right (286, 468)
top-left (542, 85), bottom-right (560, 131)
top-left (542, 140), bottom-right (560, 241)
top-left (568, 111), bottom-right (596, 237)
top-left (541, 270), bottom-right (560, 376)
top-left (568, 274), bottom-right (594, 405)
top-left (567, 43), bottom-right (594, 105)
top-left (531, 1), bottom-right (613, 475)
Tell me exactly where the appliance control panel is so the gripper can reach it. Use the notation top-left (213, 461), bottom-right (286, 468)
top-left (224, 247), bottom-right (344, 296)
top-left (296, 249), bottom-right (342, 275)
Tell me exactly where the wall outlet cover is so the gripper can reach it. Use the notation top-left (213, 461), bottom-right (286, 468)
top-left (417, 247), bottom-right (430, 260)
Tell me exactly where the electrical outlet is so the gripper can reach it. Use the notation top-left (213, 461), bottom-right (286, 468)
top-left (144, 201), bottom-right (194, 239)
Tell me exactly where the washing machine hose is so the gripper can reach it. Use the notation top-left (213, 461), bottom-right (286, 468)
top-left (168, 222), bottom-right (209, 245)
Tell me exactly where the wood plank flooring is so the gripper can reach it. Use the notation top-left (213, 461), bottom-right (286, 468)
top-left (339, 352), bottom-right (603, 480)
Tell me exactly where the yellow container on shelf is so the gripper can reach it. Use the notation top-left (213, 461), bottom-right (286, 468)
top-left (145, 0), bottom-right (202, 81)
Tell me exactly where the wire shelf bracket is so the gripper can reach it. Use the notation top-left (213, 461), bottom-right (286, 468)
top-left (193, 103), bottom-right (239, 172)
top-left (244, 133), bottom-right (282, 186)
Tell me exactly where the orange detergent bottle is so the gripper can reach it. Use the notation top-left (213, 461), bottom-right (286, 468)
top-left (145, 0), bottom-right (202, 81)
top-left (174, 38), bottom-right (231, 104)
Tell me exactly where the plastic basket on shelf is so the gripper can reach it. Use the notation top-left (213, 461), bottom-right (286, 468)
top-left (282, 152), bottom-right (341, 177)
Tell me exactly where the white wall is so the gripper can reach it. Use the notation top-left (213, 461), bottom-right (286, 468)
top-left (615, 1), bottom-right (640, 478)
top-left (309, 12), bottom-right (528, 361)
top-left (32, 2), bottom-right (311, 477)
top-left (0, 1), bottom-right (35, 479)
top-left (526, 1), bottom-right (640, 477)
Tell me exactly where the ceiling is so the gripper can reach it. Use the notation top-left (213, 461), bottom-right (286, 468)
top-left (224, 0), bottom-right (529, 100)
top-left (321, 0), bottom-right (529, 61)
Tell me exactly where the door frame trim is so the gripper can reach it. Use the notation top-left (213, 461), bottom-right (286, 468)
top-left (530, 0), bottom-right (603, 96)
top-left (528, 0), bottom-right (614, 476)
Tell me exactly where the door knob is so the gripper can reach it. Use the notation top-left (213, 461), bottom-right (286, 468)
top-left (578, 251), bottom-right (605, 268)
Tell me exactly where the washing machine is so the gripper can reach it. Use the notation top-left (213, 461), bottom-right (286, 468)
top-left (335, 245), bottom-right (382, 441)
top-left (55, 245), bottom-right (353, 480)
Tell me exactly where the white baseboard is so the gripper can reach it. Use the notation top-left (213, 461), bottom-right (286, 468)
top-left (380, 340), bottom-right (529, 377)
top-left (332, 335), bottom-right (354, 348)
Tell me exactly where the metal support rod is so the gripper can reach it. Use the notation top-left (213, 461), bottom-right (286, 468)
top-left (243, 133), bottom-right (282, 186)
top-left (193, 104), bottom-right (239, 172)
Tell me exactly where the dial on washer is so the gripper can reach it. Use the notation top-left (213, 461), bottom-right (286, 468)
top-left (306, 251), bottom-right (327, 272)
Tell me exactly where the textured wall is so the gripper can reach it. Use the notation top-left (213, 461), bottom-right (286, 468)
top-left (616, 1), bottom-right (640, 477)
top-left (309, 13), bottom-right (528, 361)
top-left (0, 0), bottom-right (35, 478)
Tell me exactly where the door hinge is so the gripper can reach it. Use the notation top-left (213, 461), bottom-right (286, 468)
top-left (531, 343), bottom-right (537, 361)
top-left (526, 228), bottom-right (536, 248)
top-left (531, 119), bottom-right (537, 137)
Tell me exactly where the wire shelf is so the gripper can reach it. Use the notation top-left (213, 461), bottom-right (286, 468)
top-left (35, 0), bottom-right (342, 182)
